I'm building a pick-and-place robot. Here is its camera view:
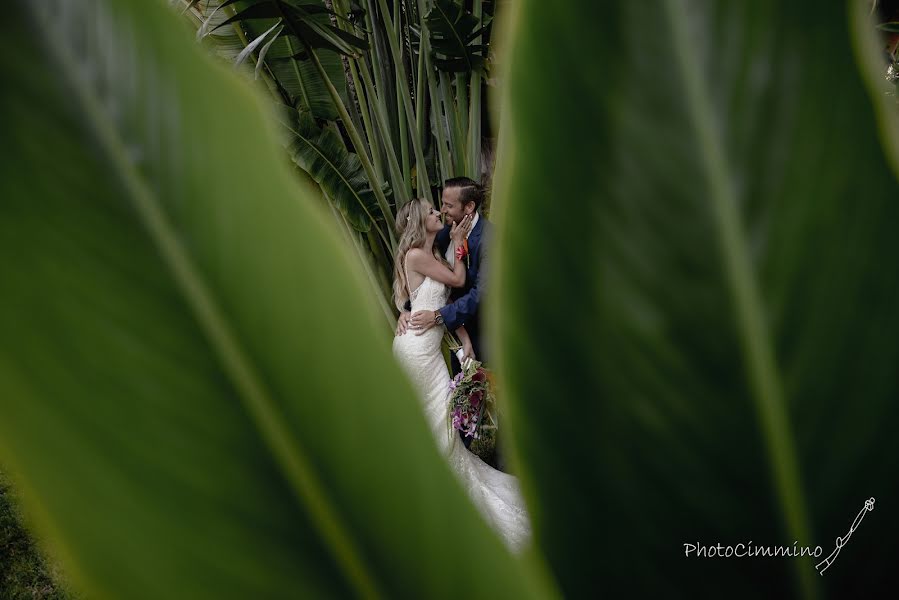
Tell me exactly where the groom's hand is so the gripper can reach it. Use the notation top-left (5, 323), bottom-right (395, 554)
top-left (410, 310), bottom-right (437, 335)
top-left (395, 311), bottom-right (411, 336)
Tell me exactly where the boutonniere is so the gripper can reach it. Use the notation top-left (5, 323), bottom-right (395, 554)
top-left (455, 238), bottom-right (470, 268)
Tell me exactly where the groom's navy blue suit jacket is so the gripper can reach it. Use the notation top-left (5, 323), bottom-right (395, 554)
top-left (436, 215), bottom-right (490, 366)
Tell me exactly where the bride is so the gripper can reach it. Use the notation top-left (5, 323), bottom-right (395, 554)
top-left (391, 198), bottom-right (531, 552)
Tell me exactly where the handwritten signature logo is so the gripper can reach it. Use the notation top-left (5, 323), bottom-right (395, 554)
top-left (815, 497), bottom-right (875, 576)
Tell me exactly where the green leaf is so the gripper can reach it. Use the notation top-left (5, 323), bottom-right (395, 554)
top-left (0, 1), bottom-right (552, 598)
top-left (494, 1), bottom-right (899, 598)
top-left (235, 19), bottom-right (283, 68)
top-left (266, 33), bottom-right (348, 119)
top-left (195, 1), bottom-right (351, 120)
top-left (424, 0), bottom-right (487, 73)
top-left (184, 1), bottom-right (247, 63)
top-left (282, 108), bottom-right (385, 234)
top-left (211, 1), bottom-right (284, 34)
top-left (211, 0), bottom-right (368, 56)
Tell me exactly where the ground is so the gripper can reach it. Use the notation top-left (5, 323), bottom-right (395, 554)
top-left (0, 470), bottom-right (71, 599)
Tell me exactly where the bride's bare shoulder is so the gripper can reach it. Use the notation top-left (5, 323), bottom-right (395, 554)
top-left (404, 247), bottom-right (431, 266)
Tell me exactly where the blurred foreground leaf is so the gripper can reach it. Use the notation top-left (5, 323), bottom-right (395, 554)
top-left (0, 1), bottom-right (549, 598)
top-left (494, 1), bottom-right (899, 598)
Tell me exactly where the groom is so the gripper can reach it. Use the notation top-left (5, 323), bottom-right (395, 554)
top-left (396, 177), bottom-right (490, 444)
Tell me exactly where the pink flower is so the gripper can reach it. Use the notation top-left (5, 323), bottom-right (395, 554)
top-left (472, 369), bottom-right (486, 383)
top-left (469, 390), bottom-right (483, 407)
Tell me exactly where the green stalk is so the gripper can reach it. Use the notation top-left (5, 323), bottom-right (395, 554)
top-left (414, 23), bottom-right (428, 150)
top-left (273, 0), bottom-right (395, 244)
top-left (358, 53), bottom-right (411, 206)
top-left (394, 1), bottom-right (411, 185)
top-left (365, 228), bottom-right (396, 298)
top-left (327, 199), bottom-right (395, 329)
top-left (351, 60), bottom-right (388, 178)
top-left (364, 0), bottom-right (396, 144)
top-left (304, 41), bottom-right (397, 247)
top-left (349, 58), bottom-right (385, 177)
top-left (429, 101), bottom-right (449, 184)
top-left (284, 37), bottom-right (313, 111)
top-left (466, 0), bottom-right (483, 179)
top-left (331, 0), bottom-right (386, 180)
top-left (376, 0), bottom-right (433, 202)
top-left (415, 0), bottom-right (452, 186)
top-left (440, 71), bottom-right (466, 175)
top-left (456, 71), bottom-right (469, 161)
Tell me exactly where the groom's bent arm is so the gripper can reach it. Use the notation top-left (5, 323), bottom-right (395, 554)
top-left (439, 271), bottom-right (482, 331)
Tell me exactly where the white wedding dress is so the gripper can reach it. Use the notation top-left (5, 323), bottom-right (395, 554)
top-left (393, 276), bottom-right (531, 552)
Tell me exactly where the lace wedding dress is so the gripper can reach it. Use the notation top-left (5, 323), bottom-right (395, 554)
top-left (393, 276), bottom-right (531, 552)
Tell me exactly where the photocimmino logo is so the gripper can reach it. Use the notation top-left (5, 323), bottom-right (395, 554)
top-left (815, 497), bottom-right (875, 576)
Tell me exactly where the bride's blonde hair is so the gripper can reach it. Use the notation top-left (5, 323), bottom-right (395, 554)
top-left (392, 198), bottom-right (444, 311)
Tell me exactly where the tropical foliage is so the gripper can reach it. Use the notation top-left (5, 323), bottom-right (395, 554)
top-left (181, 0), bottom-right (496, 324)
top-left (4, 0), bottom-right (899, 599)
top-left (0, 0), bottom-right (549, 598)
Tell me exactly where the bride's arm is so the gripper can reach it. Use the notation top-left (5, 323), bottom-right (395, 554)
top-left (406, 215), bottom-right (471, 288)
top-left (405, 248), bottom-right (466, 288)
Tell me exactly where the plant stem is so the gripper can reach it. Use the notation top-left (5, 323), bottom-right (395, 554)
top-left (284, 36), bottom-right (313, 111)
top-left (416, 0), bottom-right (452, 187)
top-left (466, 0), bottom-right (483, 179)
top-left (357, 53), bottom-right (411, 206)
top-left (376, 0), bottom-right (432, 202)
top-left (328, 198), bottom-right (395, 329)
top-left (456, 71), bottom-right (469, 168)
top-left (440, 71), bottom-right (465, 175)
top-left (364, 0), bottom-right (396, 144)
top-left (394, 0), bottom-right (411, 186)
top-left (332, 0), bottom-right (387, 180)
top-left (305, 41), bottom-right (397, 247)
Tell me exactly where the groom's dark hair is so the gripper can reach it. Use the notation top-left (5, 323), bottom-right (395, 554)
top-left (444, 176), bottom-right (485, 211)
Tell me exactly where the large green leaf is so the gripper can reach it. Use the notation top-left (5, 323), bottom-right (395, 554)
top-left (209, 1), bottom-right (368, 57)
top-left (0, 1), bottom-right (552, 598)
top-left (424, 0), bottom-right (488, 73)
top-left (189, 0), bottom-right (352, 120)
top-left (494, 1), bottom-right (899, 597)
top-left (282, 108), bottom-right (385, 235)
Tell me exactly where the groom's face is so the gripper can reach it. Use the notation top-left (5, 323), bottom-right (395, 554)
top-left (441, 187), bottom-right (472, 226)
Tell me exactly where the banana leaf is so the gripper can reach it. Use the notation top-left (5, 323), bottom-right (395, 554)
top-left (424, 0), bottom-right (489, 73)
top-left (281, 108), bottom-right (386, 235)
top-left (494, 0), bottom-right (899, 598)
top-left (0, 1), bottom-right (553, 598)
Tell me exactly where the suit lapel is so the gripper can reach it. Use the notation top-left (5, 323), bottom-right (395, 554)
top-left (467, 216), bottom-right (484, 252)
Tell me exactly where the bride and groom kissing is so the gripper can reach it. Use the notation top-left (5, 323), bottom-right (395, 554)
top-left (391, 177), bottom-right (530, 551)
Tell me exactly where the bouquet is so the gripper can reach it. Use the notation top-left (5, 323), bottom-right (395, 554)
top-left (447, 354), bottom-right (498, 462)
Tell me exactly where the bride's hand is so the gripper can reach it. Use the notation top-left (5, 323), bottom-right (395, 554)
top-left (450, 214), bottom-right (472, 244)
